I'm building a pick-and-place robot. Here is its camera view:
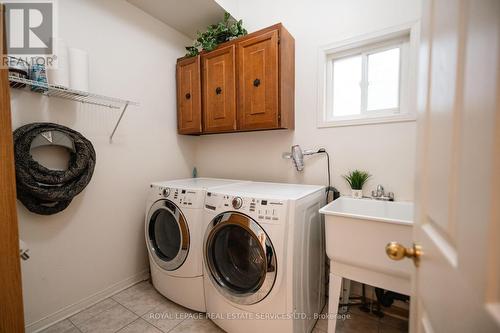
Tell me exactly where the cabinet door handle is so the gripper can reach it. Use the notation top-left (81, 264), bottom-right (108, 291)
top-left (253, 79), bottom-right (261, 87)
top-left (215, 87), bottom-right (222, 95)
top-left (185, 93), bottom-right (191, 100)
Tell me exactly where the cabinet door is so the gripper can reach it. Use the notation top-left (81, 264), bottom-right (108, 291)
top-left (237, 30), bottom-right (279, 130)
top-left (177, 56), bottom-right (202, 134)
top-left (202, 45), bottom-right (237, 133)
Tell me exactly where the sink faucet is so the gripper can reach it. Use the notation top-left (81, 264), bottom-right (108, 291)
top-left (371, 185), bottom-right (394, 201)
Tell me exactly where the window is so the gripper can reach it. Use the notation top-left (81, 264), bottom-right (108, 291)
top-left (318, 25), bottom-right (418, 127)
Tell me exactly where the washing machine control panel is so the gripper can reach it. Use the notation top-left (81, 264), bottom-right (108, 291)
top-left (151, 185), bottom-right (204, 209)
top-left (205, 192), bottom-right (287, 224)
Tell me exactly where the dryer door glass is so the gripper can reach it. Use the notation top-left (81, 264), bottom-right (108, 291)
top-left (205, 212), bottom-right (276, 305)
top-left (147, 200), bottom-right (190, 271)
top-left (151, 209), bottom-right (181, 261)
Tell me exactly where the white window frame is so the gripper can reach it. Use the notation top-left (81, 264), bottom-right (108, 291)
top-left (317, 22), bottom-right (420, 128)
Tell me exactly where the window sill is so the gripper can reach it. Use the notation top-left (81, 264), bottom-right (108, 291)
top-left (317, 113), bottom-right (416, 128)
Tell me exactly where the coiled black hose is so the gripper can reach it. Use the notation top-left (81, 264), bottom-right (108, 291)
top-left (13, 123), bottom-right (96, 215)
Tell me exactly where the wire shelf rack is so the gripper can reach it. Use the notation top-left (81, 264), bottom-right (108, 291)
top-left (8, 75), bottom-right (139, 142)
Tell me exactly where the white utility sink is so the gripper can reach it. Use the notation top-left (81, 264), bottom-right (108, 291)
top-left (321, 196), bottom-right (413, 225)
top-left (319, 197), bottom-right (414, 332)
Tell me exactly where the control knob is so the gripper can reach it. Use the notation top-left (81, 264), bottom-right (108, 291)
top-left (162, 188), bottom-right (170, 197)
top-left (232, 197), bottom-right (243, 209)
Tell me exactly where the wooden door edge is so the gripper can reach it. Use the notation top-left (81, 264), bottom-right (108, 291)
top-left (0, 4), bottom-right (25, 333)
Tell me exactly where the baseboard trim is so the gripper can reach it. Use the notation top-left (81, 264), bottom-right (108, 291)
top-left (26, 269), bottom-right (150, 333)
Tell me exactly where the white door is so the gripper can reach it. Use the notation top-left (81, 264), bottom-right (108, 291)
top-left (410, 0), bottom-right (500, 332)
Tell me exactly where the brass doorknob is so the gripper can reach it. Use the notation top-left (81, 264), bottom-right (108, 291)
top-left (386, 242), bottom-right (422, 267)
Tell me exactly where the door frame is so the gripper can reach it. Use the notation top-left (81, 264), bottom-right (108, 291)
top-left (0, 4), bottom-right (25, 333)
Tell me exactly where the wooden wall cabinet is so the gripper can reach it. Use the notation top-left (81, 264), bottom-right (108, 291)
top-left (177, 56), bottom-right (202, 134)
top-left (176, 23), bottom-right (294, 135)
top-left (202, 45), bottom-right (237, 133)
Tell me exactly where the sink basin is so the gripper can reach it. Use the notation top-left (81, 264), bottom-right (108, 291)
top-left (319, 197), bottom-right (414, 289)
top-left (321, 196), bottom-right (413, 225)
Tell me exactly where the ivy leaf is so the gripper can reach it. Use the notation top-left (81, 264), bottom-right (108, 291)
top-left (185, 46), bottom-right (199, 57)
top-left (185, 12), bottom-right (248, 57)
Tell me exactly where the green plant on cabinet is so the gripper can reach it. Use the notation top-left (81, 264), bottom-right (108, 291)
top-left (185, 12), bottom-right (247, 57)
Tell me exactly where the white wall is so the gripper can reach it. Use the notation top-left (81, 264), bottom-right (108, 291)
top-left (11, 0), bottom-right (195, 331)
top-left (214, 0), bottom-right (240, 19)
top-left (195, 0), bottom-right (421, 200)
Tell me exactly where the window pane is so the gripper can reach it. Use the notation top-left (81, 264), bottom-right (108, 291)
top-left (367, 47), bottom-right (400, 111)
top-left (332, 55), bottom-right (362, 118)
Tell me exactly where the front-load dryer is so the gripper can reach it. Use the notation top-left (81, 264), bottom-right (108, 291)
top-left (145, 178), bottom-right (247, 312)
top-left (202, 182), bottom-right (326, 333)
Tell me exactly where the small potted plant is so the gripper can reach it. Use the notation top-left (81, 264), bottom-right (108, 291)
top-left (343, 170), bottom-right (371, 199)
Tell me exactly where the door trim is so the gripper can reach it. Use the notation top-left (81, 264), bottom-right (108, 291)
top-left (0, 4), bottom-right (25, 332)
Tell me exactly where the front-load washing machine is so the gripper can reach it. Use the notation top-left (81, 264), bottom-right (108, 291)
top-left (145, 178), bottom-right (247, 312)
top-left (202, 182), bottom-right (326, 333)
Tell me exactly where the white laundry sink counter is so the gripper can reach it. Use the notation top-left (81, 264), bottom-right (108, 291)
top-left (321, 196), bottom-right (413, 225)
top-left (319, 197), bottom-right (414, 332)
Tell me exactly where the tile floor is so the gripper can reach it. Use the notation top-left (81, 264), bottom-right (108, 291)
top-left (314, 301), bottom-right (409, 333)
top-left (40, 280), bottom-right (408, 333)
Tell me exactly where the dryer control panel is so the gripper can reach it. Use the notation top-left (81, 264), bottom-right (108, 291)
top-left (205, 192), bottom-right (287, 224)
top-left (151, 184), bottom-right (204, 209)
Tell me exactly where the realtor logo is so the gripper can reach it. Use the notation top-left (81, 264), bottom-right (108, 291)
top-left (4, 1), bottom-right (53, 55)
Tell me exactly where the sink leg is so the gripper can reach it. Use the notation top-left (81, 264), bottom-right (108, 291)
top-left (340, 278), bottom-right (351, 313)
top-left (328, 273), bottom-right (342, 333)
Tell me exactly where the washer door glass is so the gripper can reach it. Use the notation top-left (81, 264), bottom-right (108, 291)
top-left (205, 212), bottom-right (276, 305)
top-left (147, 200), bottom-right (189, 271)
top-left (212, 225), bottom-right (265, 291)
